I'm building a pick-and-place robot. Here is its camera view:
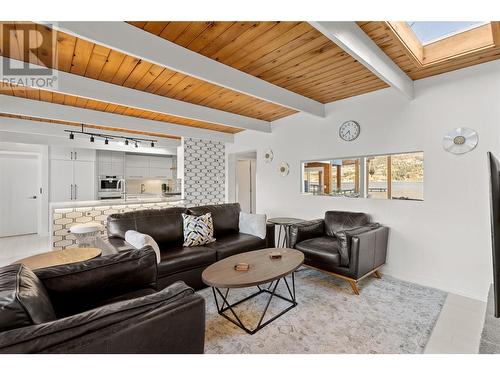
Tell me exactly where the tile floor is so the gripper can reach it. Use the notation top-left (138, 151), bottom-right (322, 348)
top-left (0, 234), bottom-right (489, 354)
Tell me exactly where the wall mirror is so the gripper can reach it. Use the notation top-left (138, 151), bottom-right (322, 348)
top-left (301, 151), bottom-right (424, 201)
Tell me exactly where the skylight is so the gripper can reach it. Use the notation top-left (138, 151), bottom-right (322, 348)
top-left (406, 21), bottom-right (487, 44)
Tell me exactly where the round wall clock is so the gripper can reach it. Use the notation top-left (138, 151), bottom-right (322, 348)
top-left (442, 127), bottom-right (478, 154)
top-left (339, 120), bottom-right (360, 141)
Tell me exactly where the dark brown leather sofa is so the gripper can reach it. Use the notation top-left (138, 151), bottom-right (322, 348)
top-left (0, 249), bottom-right (205, 353)
top-left (289, 211), bottom-right (389, 294)
top-left (104, 203), bottom-right (275, 290)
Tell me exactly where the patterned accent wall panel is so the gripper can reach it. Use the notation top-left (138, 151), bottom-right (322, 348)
top-left (184, 137), bottom-right (226, 206)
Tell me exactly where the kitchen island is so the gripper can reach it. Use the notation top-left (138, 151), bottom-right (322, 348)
top-left (50, 196), bottom-right (185, 249)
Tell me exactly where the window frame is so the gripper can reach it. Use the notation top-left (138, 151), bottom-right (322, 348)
top-left (300, 150), bottom-right (424, 201)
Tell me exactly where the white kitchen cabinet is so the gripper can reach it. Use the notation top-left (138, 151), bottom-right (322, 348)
top-left (73, 161), bottom-right (95, 201)
top-left (149, 167), bottom-right (170, 179)
top-left (50, 159), bottom-right (95, 202)
top-left (126, 154), bottom-right (149, 167)
top-left (50, 147), bottom-right (95, 162)
top-left (50, 160), bottom-right (76, 202)
top-left (72, 148), bottom-right (95, 162)
top-left (126, 166), bottom-right (146, 179)
top-left (97, 151), bottom-right (124, 177)
top-left (49, 147), bottom-right (74, 161)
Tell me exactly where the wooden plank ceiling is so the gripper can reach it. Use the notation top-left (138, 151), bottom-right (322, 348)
top-left (359, 21), bottom-right (500, 80)
top-left (0, 83), bottom-right (241, 134)
top-left (128, 21), bottom-right (388, 103)
top-left (0, 21), bottom-right (294, 125)
top-left (0, 112), bottom-right (182, 139)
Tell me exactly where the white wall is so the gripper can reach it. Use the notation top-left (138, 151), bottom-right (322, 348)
top-left (227, 60), bottom-right (500, 301)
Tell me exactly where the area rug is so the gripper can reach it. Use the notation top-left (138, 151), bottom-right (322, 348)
top-left (199, 268), bottom-right (447, 354)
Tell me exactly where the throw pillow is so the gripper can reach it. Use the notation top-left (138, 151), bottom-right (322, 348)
top-left (334, 223), bottom-right (381, 267)
top-left (239, 212), bottom-right (267, 239)
top-left (125, 230), bottom-right (161, 263)
top-left (182, 213), bottom-right (216, 247)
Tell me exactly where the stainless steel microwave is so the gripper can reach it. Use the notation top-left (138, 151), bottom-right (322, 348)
top-left (98, 176), bottom-right (122, 192)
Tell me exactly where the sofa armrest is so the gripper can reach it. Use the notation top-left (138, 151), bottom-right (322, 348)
top-left (0, 281), bottom-right (205, 354)
top-left (34, 248), bottom-right (158, 318)
top-left (289, 219), bottom-right (325, 249)
top-left (99, 236), bottom-right (138, 254)
top-left (349, 226), bottom-right (389, 279)
top-left (266, 223), bottom-right (276, 248)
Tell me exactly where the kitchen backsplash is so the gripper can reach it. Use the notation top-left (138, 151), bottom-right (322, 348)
top-left (126, 179), bottom-right (181, 194)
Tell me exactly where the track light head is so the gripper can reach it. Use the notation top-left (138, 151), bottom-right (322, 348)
top-left (151, 142), bottom-right (155, 148)
top-left (69, 132), bottom-right (74, 140)
top-left (90, 135), bottom-right (94, 143)
top-left (105, 138), bottom-right (109, 145)
top-left (135, 141), bottom-right (139, 148)
top-left (125, 139), bottom-right (129, 146)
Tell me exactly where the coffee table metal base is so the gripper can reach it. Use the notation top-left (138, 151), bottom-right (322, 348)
top-left (211, 272), bottom-right (296, 335)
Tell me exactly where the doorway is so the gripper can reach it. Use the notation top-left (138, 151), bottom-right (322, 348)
top-left (0, 154), bottom-right (40, 237)
top-left (231, 151), bottom-right (257, 213)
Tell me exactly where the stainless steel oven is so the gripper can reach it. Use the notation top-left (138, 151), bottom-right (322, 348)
top-left (98, 176), bottom-right (122, 192)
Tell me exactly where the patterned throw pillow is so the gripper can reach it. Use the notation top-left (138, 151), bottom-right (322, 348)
top-left (182, 213), bottom-right (216, 247)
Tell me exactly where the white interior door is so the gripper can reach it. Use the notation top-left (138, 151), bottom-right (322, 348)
top-left (0, 155), bottom-right (39, 237)
top-left (236, 160), bottom-right (256, 213)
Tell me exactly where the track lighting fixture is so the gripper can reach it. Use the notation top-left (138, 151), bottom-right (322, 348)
top-left (65, 125), bottom-right (157, 148)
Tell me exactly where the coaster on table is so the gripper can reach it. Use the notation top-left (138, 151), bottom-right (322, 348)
top-left (234, 263), bottom-right (250, 271)
top-left (269, 252), bottom-right (282, 259)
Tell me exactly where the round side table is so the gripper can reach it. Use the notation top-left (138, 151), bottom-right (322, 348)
top-left (70, 222), bottom-right (104, 248)
top-left (267, 217), bottom-right (305, 248)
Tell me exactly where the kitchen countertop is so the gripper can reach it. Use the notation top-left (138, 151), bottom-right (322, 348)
top-left (50, 196), bottom-right (185, 209)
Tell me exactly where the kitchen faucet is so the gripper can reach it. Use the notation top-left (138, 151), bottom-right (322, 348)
top-left (117, 178), bottom-right (127, 201)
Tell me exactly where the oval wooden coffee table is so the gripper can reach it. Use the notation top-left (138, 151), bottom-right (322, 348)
top-left (13, 248), bottom-right (102, 270)
top-left (202, 248), bottom-right (304, 335)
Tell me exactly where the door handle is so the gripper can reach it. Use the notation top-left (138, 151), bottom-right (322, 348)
top-left (70, 151), bottom-right (73, 160)
top-left (28, 196), bottom-right (37, 199)
top-left (75, 184), bottom-right (78, 200)
top-left (74, 151), bottom-right (77, 160)
top-left (70, 184), bottom-right (73, 200)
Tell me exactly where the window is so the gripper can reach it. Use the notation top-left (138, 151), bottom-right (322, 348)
top-left (303, 159), bottom-right (360, 198)
top-left (301, 152), bottom-right (423, 201)
top-left (406, 21), bottom-right (486, 45)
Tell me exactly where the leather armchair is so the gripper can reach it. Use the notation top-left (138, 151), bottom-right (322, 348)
top-left (0, 249), bottom-right (205, 353)
top-left (289, 211), bottom-right (389, 294)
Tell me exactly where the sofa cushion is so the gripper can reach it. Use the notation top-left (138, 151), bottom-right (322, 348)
top-left (324, 211), bottom-right (370, 237)
top-left (188, 203), bottom-right (241, 237)
top-left (0, 264), bottom-right (56, 332)
top-left (157, 246), bottom-right (217, 277)
top-left (205, 233), bottom-right (267, 260)
top-left (295, 236), bottom-right (341, 271)
top-left (182, 213), bottom-right (216, 247)
top-left (107, 207), bottom-right (188, 247)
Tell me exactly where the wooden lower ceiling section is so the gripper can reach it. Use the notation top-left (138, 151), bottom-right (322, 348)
top-left (0, 84), bottom-right (243, 134)
top-left (0, 112), bottom-right (181, 140)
